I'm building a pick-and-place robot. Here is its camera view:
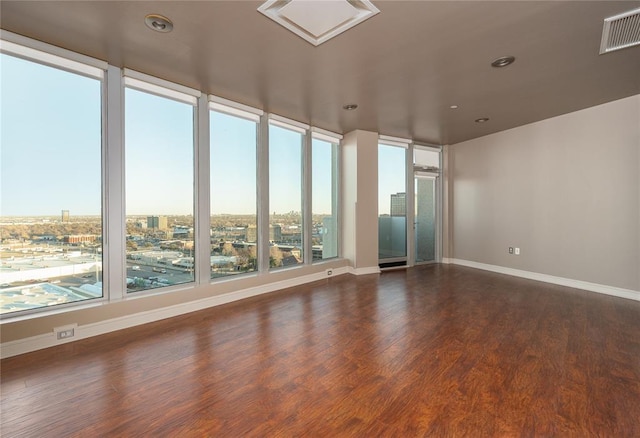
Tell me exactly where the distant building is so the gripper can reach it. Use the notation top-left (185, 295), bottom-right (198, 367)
top-left (35, 235), bottom-right (57, 242)
top-left (172, 226), bottom-right (193, 239)
top-left (135, 221), bottom-right (148, 229)
top-left (390, 192), bottom-right (406, 216)
top-left (147, 216), bottom-right (168, 230)
top-left (246, 224), bottom-right (282, 243)
top-left (64, 234), bottom-right (97, 244)
top-left (61, 210), bottom-right (70, 222)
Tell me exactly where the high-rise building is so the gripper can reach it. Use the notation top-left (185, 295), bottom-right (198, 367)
top-left (390, 192), bottom-right (406, 216)
top-left (147, 216), bottom-right (168, 230)
top-left (61, 210), bottom-right (70, 222)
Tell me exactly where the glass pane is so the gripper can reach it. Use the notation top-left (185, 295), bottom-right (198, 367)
top-left (210, 111), bottom-right (258, 278)
top-left (0, 54), bottom-right (103, 314)
top-left (125, 87), bottom-right (195, 292)
top-left (312, 138), bottom-right (338, 260)
top-left (378, 144), bottom-right (407, 259)
top-left (269, 125), bottom-right (303, 268)
top-left (415, 178), bottom-right (436, 263)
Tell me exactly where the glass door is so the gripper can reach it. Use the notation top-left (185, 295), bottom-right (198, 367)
top-left (414, 174), bottom-right (437, 264)
top-left (378, 142), bottom-right (408, 267)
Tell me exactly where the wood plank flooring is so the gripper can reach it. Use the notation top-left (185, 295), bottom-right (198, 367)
top-left (2, 264), bottom-right (640, 437)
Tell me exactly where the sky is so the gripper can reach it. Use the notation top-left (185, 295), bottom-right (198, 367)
top-left (378, 144), bottom-right (407, 215)
top-left (1, 52), bottom-right (335, 218)
top-left (269, 124), bottom-right (302, 215)
top-left (1, 54), bottom-right (102, 216)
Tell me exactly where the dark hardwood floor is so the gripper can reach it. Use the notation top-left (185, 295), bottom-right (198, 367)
top-left (2, 264), bottom-right (640, 437)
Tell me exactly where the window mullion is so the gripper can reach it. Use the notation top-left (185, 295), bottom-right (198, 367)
top-left (406, 143), bottom-right (416, 267)
top-left (257, 114), bottom-right (270, 273)
top-left (303, 131), bottom-right (312, 265)
top-left (195, 94), bottom-right (210, 285)
top-left (105, 65), bottom-right (126, 301)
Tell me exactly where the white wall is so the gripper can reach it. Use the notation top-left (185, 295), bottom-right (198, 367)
top-left (342, 130), bottom-right (380, 272)
top-left (449, 95), bottom-right (640, 292)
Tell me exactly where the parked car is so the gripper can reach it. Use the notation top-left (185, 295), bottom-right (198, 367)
top-left (152, 267), bottom-right (167, 274)
top-left (132, 265), bottom-right (141, 271)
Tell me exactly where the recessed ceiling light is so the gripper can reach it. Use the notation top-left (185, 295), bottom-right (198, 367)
top-left (475, 117), bottom-right (490, 123)
top-left (343, 104), bottom-right (358, 111)
top-left (491, 56), bottom-right (515, 68)
top-left (450, 105), bottom-right (459, 109)
top-left (145, 14), bottom-right (173, 33)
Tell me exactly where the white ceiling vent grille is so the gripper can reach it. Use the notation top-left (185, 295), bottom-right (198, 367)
top-left (599, 7), bottom-right (640, 54)
top-left (258, 0), bottom-right (379, 46)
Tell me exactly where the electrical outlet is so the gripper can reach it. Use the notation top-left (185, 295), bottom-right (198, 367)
top-left (508, 247), bottom-right (514, 254)
top-left (326, 269), bottom-right (333, 277)
top-left (56, 329), bottom-right (74, 340)
top-left (515, 248), bottom-right (520, 255)
top-left (54, 324), bottom-right (77, 340)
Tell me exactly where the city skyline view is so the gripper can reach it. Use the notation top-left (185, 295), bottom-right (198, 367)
top-left (1, 49), bottom-right (339, 314)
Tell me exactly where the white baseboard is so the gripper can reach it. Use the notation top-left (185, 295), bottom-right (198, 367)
top-left (347, 266), bottom-right (381, 276)
top-left (1, 266), bottom-right (350, 359)
top-left (449, 258), bottom-right (640, 302)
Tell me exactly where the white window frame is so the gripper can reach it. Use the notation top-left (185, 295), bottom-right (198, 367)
top-left (379, 134), bottom-right (411, 149)
top-left (208, 97), bottom-right (262, 280)
top-left (0, 30), bottom-right (106, 79)
top-left (123, 69), bottom-right (199, 105)
top-left (267, 116), bottom-right (309, 270)
top-left (209, 95), bottom-right (263, 122)
top-left (0, 32), bottom-right (345, 321)
top-left (122, 71), bottom-right (201, 296)
top-left (310, 128), bottom-right (342, 262)
top-left (0, 34), bottom-right (108, 318)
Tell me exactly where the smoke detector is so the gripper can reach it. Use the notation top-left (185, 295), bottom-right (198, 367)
top-left (600, 7), bottom-right (640, 54)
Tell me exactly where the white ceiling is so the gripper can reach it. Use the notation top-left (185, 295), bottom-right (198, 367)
top-left (1, 1), bottom-right (639, 145)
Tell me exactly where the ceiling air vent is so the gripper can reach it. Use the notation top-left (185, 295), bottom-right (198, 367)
top-left (599, 7), bottom-right (640, 54)
top-left (258, 0), bottom-right (379, 47)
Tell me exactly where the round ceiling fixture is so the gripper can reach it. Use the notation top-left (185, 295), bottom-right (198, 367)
top-left (145, 14), bottom-right (173, 33)
top-left (450, 105), bottom-right (459, 109)
top-left (491, 56), bottom-right (515, 68)
top-left (342, 104), bottom-right (358, 111)
top-left (475, 117), bottom-right (490, 123)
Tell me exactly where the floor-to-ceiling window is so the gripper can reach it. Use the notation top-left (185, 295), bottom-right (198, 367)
top-left (0, 47), bottom-right (104, 314)
top-left (311, 134), bottom-right (339, 260)
top-left (268, 120), bottom-right (306, 268)
top-left (124, 75), bottom-right (196, 292)
top-left (0, 33), bottom-right (343, 320)
top-left (210, 102), bottom-right (259, 278)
